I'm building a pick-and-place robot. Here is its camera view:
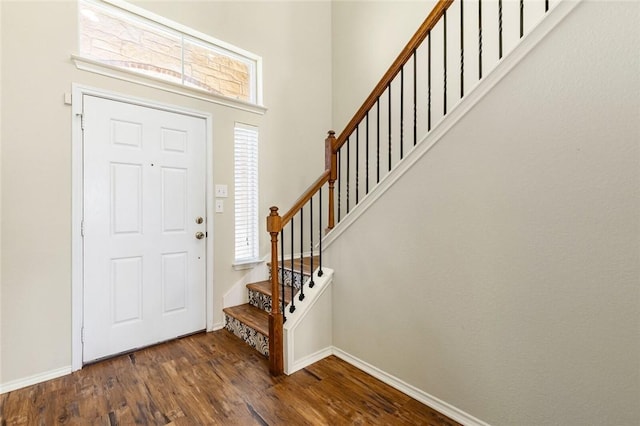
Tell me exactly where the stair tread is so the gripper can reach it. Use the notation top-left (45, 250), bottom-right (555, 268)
top-left (269, 256), bottom-right (320, 275)
top-left (223, 304), bottom-right (269, 336)
top-left (247, 280), bottom-right (297, 304)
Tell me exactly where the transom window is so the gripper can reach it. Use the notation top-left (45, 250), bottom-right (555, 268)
top-left (78, 0), bottom-right (261, 104)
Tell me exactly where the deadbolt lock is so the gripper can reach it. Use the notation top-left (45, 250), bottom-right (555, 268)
top-left (195, 232), bottom-right (205, 240)
top-left (195, 216), bottom-right (204, 224)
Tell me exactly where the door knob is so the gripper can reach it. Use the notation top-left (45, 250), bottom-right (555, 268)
top-left (195, 232), bottom-right (205, 240)
top-left (195, 216), bottom-right (204, 224)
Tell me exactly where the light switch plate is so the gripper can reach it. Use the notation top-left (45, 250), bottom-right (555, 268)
top-left (215, 184), bottom-right (228, 198)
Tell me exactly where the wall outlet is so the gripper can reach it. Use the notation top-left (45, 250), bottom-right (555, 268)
top-left (215, 199), bottom-right (224, 213)
top-left (215, 184), bottom-right (228, 198)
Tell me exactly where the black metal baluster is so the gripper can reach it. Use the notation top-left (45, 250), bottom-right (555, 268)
top-left (356, 126), bottom-right (359, 204)
top-left (545, 0), bottom-right (549, 12)
top-left (346, 137), bottom-right (350, 214)
top-left (309, 195), bottom-right (315, 288)
top-left (376, 97), bottom-right (380, 183)
top-left (366, 112), bottom-right (370, 194)
top-left (444, 9), bottom-right (448, 116)
top-left (318, 188), bottom-right (323, 277)
top-left (400, 67), bottom-right (404, 159)
top-left (428, 31), bottom-right (432, 131)
top-left (479, 0), bottom-right (483, 80)
top-left (280, 229), bottom-right (285, 322)
top-left (299, 208), bottom-right (304, 302)
top-left (413, 50), bottom-right (417, 146)
top-left (520, 0), bottom-right (524, 38)
top-left (460, 0), bottom-right (464, 98)
top-left (290, 217), bottom-right (295, 313)
top-left (388, 84), bottom-right (392, 172)
top-left (498, 0), bottom-right (503, 59)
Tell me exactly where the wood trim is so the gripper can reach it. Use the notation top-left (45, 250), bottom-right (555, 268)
top-left (281, 170), bottom-right (331, 226)
top-left (335, 0), bottom-right (454, 150)
top-left (266, 207), bottom-right (284, 375)
top-left (326, 131), bottom-right (338, 230)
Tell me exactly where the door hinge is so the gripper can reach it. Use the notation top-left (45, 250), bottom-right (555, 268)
top-left (81, 326), bottom-right (85, 343)
top-left (79, 113), bottom-right (85, 130)
top-left (81, 220), bottom-right (85, 237)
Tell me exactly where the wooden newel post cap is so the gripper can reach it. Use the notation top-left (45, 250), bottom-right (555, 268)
top-left (266, 206), bottom-right (281, 233)
top-left (327, 130), bottom-right (335, 137)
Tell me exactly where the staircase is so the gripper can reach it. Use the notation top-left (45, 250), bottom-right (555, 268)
top-left (223, 257), bottom-right (315, 358)
top-left (221, 0), bottom-right (562, 375)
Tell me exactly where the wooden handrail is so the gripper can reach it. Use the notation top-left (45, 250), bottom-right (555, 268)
top-left (335, 0), bottom-right (454, 150)
top-left (281, 170), bottom-right (331, 226)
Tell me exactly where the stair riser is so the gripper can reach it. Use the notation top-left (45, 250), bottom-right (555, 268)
top-left (269, 268), bottom-right (310, 290)
top-left (224, 314), bottom-right (269, 357)
top-left (248, 289), bottom-right (272, 312)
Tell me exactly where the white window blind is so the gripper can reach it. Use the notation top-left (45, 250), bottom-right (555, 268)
top-left (234, 124), bottom-right (259, 263)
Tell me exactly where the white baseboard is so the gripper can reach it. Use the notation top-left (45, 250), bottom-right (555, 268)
top-left (288, 347), bottom-right (333, 375)
top-left (212, 321), bottom-right (225, 331)
top-left (332, 347), bottom-right (490, 426)
top-left (0, 365), bottom-right (72, 394)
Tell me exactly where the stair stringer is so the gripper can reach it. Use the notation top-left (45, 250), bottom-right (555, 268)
top-left (282, 268), bottom-right (334, 375)
top-left (323, 0), bottom-right (582, 250)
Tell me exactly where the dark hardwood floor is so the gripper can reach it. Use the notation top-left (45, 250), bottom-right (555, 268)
top-left (0, 330), bottom-right (459, 425)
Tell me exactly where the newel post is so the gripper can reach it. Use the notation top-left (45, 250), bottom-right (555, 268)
top-left (325, 130), bottom-right (338, 231)
top-left (266, 206), bottom-right (284, 375)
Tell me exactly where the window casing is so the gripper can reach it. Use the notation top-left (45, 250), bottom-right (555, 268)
top-left (78, 0), bottom-right (261, 105)
top-left (234, 124), bottom-right (259, 264)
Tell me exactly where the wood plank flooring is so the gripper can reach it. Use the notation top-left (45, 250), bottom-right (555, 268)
top-left (0, 330), bottom-right (460, 425)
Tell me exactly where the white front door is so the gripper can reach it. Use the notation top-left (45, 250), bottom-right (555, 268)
top-left (82, 95), bottom-right (207, 363)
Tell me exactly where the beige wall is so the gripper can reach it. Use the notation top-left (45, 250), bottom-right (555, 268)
top-left (331, 0), bottom-right (436, 132)
top-left (0, 0), bottom-right (330, 385)
top-left (326, 1), bottom-right (640, 425)
top-left (0, 0), bottom-right (3, 385)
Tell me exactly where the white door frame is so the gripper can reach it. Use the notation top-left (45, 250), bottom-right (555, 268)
top-left (71, 84), bottom-right (215, 371)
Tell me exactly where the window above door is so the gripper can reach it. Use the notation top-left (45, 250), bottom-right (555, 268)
top-left (78, 0), bottom-right (263, 106)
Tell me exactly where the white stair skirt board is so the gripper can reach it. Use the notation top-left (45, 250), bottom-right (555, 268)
top-left (332, 348), bottom-right (491, 426)
top-left (283, 268), bottom-right (334, 375)
top-left (0, 366), bottom-right (72, 395)
top-left (323, 0), bottom-right (583, 250)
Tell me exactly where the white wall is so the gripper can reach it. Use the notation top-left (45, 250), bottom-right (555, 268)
top-left (326, 1), bottom-right (640, 425)
top-left (0, 0), bottom-right (330, 387)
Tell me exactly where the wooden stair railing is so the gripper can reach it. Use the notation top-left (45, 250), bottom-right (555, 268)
top-left (265, 0), bottom-right (454, 376)
top-left (266, 133), bottom-right (335, 375)
top-left (266, 0), bottom-right (553, 375)
top-left (335, 0), bottom-right (453, 150)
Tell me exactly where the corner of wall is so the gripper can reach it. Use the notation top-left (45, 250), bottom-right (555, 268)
top-left (283, 269), bottom-right (334, 375)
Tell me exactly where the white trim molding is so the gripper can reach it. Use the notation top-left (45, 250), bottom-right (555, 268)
top-left (72, 56), bottom-right (267, 116)
top-left (332, 348), bottom-right (491, 426)
top-left (283, 268), bottom-right (334, 375)
top-left (0, 366), bottom-right (72, 395)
